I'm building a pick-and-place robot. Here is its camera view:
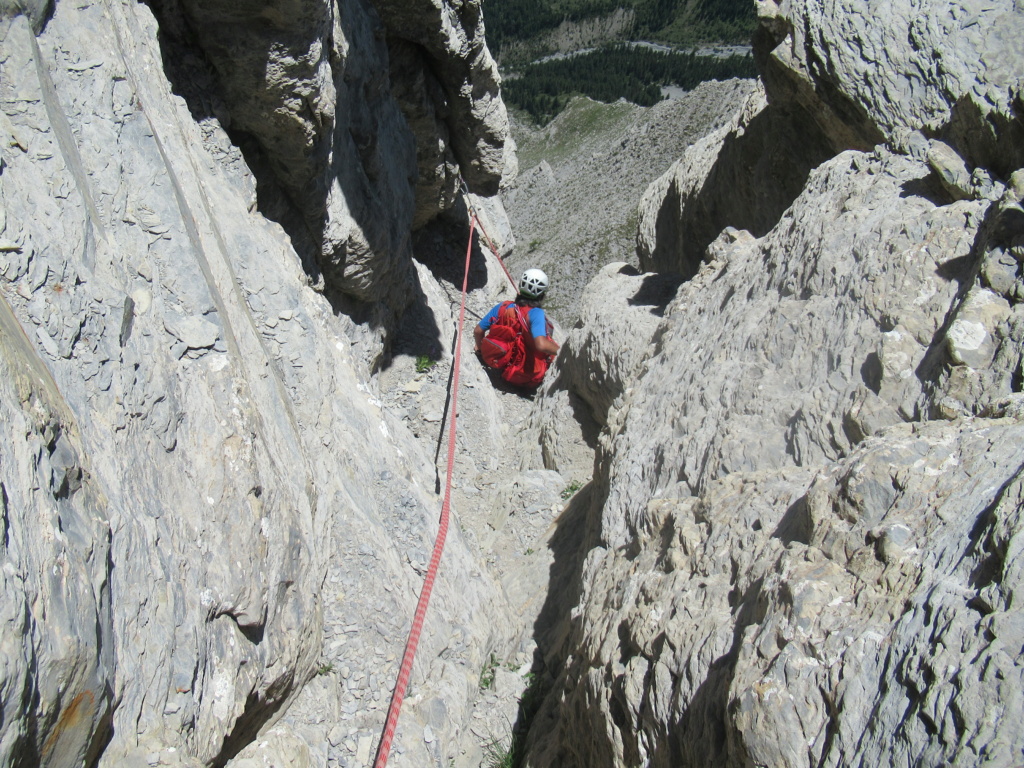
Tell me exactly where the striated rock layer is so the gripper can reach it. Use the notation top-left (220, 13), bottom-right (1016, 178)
top-left (0, 1), bottom-right (511, 767)
top-left (527, 0), bottom-right (1024, 765)
top-left (148, 0), bottom-right (508, 306)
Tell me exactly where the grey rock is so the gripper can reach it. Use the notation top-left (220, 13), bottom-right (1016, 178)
top-left (504, 81), bottom-right (756, 327)
top-left (0, 2), bottom-right (511, 767)
top-left (147, 0), bottom-right (508, 309)
top-left (927, 139), bottom-right (972, 200)
top-left (520, 1), bottom-right (1024, 765)
top-left (162, 313), bottom-right (220, 350)
top-left (944, 287), bottom-right (1011, 369)
top-left (527, 418), bottom-right (1024, 767)
top-left (755, 0), bottom-right (1024, 175)
top-left (0, 0), bottom-right (51, 34)
top-left (618, 148), bottom-right (991, 545)
top-left (636, 82), bottom-right (839, 281)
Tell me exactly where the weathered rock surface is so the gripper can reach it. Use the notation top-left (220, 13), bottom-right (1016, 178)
top-left (0, 1), bottom-right (518, 767)
top-left (627, 148), bottom-right (999, 546)
top-left (149, 0), bottom-right (508, 306)
top-left (530, 416), bottom-right (1024, 767)
top-left (635, 80), bottom-right (837, 279)
top-left (522, 0), bottom-right (1024, 766)
top-left (5, 0), bottom-right (1023, 764)
top-left (756, 0), bottom-right (1024, 176)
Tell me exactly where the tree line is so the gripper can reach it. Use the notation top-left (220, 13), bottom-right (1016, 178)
top-left (483, 0), bottom-right (757, 54)
top-left (502, 43), bottom-right (757, 124)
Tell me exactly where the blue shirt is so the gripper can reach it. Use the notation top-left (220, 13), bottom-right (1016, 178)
top-left (478, 302), bottom-right (549, 338)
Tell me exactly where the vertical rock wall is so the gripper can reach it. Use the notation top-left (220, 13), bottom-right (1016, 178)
top-left (0, 0), bottom-right (510, 766)
top-left (148, 0), bottom-right (508, 306)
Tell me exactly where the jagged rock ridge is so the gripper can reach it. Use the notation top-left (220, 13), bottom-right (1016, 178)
top-left (503, 80), bottom-right (756, 327)
top-left (523, 0), bottom-right (1024, 765)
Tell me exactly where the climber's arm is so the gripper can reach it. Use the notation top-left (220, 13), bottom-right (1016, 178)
top-left (533, 335), bottom-right (559, 356)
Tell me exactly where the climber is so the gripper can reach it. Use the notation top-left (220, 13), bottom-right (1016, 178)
top-left (474, 268), bottom-right (559, 388)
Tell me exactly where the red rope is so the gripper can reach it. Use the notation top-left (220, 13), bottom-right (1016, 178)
top-left (373, 212), bottom-right (478, 768)
top-left (460, 183), bottom-right (517, 291)
top-left (473, 211), bottom-right (517, 290)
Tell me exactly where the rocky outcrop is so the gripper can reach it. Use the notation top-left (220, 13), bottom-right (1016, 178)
top-left (756, 0), bottom-right (1024, 177)
top-left (635, 82), bottom-right (837, 279)
top-left (377, 0), bottom-right (508, 193)
top-left (496, 8), bottom-right (636, 65)
top-left (0, 2), bottom-right (512, 767)
top-left (149, 0), bottom-right (508, 306)
top-left (638, 0), bottom-right (1024, 282)
top-left (527, 0), bottom-right (1024, 766)
top-left (530, 413), bottom-right (1024, 767)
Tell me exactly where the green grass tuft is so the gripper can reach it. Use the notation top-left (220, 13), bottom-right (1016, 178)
top-left (561, 480), bottom-right (583, 500)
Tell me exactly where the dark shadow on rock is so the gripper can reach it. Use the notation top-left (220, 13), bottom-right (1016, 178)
top-left (643, 98), bottom-right (838, 279)
top-left (772, 495), bottom-right (812, 546)
top-left (567, 385), bottom-right (602, 453)
top-left (934, 254), bottom-right (976, 283)
top-left (860, 352), bottom-right (883, 395)
top-left (628, 273), bottom-right (686, 317)
top-left (517, 481), bottom-right (609, 766)
top-left (991, 204), bottom-right (1024, 246)
top-left (213, 675), bottom-right (293, 768)
top-left (17, 0), bottom-right (55, 35)
top-left (142, 2), bottom-right (414, 333)
top-left (899, 174), bottom-right (952, 206)
top-left (381, 267), bottom-right (446, 369)
top-left (413, 199), bottom-right (491, 294)
top-left (913, 203), bottom-right (995, 415)
top-left (945, 93), bottom-right (1024, 181)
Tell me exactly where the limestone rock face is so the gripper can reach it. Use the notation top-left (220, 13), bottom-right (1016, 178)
top-left (377, 0), bottom-right (508, 195)
top-left (0, 2), bottom-right (507, 767)
top-left (0, 298), bottom-right (113, 768)
top-left (756, 0), bottom-right (1024, 176)
top-left (627, 148), bottom-right (997, 546)
top-left (640, 0), bottom-right (1024, 281)
top-left (150, 0), bottom-right (508, 305)
top-left (507, 81), bottom-right (756, 327)
top-left (527, 1), bottom-right (1024, 765)
top-left (636, 82), bottom-right (837, 279)
top-left (530, 418), bottom-right (1024, 767)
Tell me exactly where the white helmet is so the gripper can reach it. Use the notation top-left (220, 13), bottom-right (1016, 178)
top-left (518, 268), bottom-right (549, 299)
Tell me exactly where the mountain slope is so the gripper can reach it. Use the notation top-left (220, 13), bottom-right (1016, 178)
top-left (503, 79), bottom-right (755, 326)
top-left (484, 0), bottom-right (756, 61)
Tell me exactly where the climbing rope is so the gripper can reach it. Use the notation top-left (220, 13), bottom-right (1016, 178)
top-left (373, 211), bottom-right (478, 768)
top-left (460, 178), bottom-right (518, 291)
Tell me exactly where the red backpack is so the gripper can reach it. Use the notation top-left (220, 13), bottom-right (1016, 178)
top-left (479, 301), bottom-right (553, 387)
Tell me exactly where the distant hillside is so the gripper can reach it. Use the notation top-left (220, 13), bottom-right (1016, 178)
top-left (503, 43), bottom-right (756, 123)
top-left (483, 0), bottom-right (756, 61)
top-left (502, 79), bottom-right (756, 327)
